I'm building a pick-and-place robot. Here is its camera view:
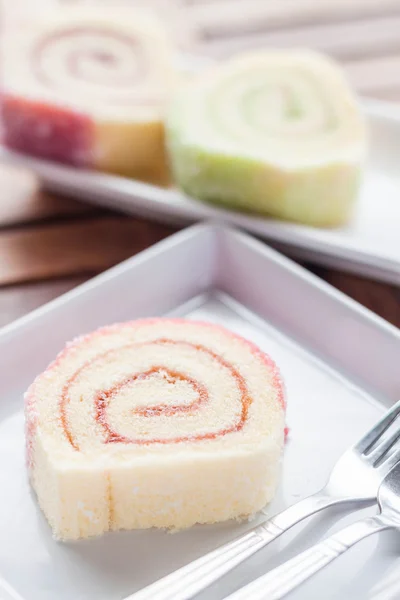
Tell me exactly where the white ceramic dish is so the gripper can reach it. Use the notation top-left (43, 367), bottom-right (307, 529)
top-left (1, 99), bottom-right (400, 285)
top-left (0, 224), bottom-right (399, 600)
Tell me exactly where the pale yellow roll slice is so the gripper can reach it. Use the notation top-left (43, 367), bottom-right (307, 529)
top-left (25, 319), bottom-right (285, 540)
top-left (1, 7), bottom-right (177, 183)
top-left (166, 50), bottom-right (367, 226)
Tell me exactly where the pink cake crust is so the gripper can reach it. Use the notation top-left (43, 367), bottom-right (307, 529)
top-left (2, 95), bottom-right (94, 166)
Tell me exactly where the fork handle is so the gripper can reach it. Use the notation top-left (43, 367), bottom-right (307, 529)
top-left (225, 514), bottom-right (392, 600)
top-left (128, 491), bottom-right (349, 600)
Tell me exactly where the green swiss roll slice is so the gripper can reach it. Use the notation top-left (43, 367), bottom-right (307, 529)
top-left (166, 50), bottom-right (367, 227)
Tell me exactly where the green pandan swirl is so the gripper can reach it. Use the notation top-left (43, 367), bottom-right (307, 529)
top-left (209, 68), bottom-right (338, 146)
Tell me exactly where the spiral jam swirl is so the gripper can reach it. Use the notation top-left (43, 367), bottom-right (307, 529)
top-left (60, 338), bottom-right (253, 450)
top-left (31, 26), bottom-right (156, 104)
top-left (26, 319), bottom-right (285, 460)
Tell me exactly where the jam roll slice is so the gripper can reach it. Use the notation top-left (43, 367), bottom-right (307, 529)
top-left (2, 7), bottom-right (177, 183)
top-left (25, 318), bottom-right (285, 540)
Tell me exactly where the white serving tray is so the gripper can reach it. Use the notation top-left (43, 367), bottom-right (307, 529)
top-left (0, 224), bottom-right (399, 600)
top-left (1, 99), bottom-right (400, 285)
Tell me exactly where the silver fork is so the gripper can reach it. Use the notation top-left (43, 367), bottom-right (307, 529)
top-left (128, 399), bottom-right (400, 600)
top-left (224, 456), bottom-right (400, 600)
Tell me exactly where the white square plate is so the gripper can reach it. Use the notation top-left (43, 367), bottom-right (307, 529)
top-left (0, 225), bottom-right (399, 600)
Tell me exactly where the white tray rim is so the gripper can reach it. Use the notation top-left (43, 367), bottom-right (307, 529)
top-left (0, 223), bottom-right (398, 403)
top-left (0, 221), bottom-right (396, 338)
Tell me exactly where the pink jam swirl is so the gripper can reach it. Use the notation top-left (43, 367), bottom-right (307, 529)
top-left (60, 338), bottom-right (253, 450)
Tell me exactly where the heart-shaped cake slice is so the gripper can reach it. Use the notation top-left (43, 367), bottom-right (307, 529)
top-left (25, 318), bottom-right (285, 540)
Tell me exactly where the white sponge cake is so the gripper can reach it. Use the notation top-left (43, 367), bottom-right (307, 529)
top-left (25, 318), bottom-right (285, 540)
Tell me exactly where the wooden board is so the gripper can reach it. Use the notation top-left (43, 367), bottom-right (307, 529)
top-left (0, 216), bottom-right (175, 285)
